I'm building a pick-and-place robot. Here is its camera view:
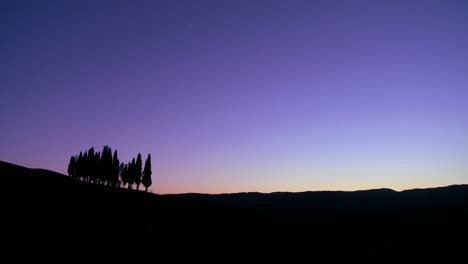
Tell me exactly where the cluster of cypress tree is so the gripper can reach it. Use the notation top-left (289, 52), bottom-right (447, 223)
top-left (67, 145), bottom-right (152, 192)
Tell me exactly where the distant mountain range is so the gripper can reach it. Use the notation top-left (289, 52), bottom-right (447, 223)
top-left (177, 184), bottom-right (468, 211)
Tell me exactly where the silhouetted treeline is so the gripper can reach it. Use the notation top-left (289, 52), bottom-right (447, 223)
top-left (67, 146), bottom-right (152, 191)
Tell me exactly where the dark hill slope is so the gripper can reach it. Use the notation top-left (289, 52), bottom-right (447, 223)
top-left (1, 160), bottom-right (468, 260)
top-left (1, 161), bottom-right (232, 259)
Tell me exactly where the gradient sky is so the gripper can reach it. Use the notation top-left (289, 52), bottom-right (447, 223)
top-left (1, 0), bottom-right (467, 193)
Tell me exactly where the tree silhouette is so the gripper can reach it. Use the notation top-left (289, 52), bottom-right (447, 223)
top-left (101, 146), bottom-right (113, 185)
top-left (91, 150), bottom-right (98, 184)
top-left (77, 152), bottom-right (83, 180)
top-left (142, 154), bottom-right (152, 192)
top-left (95, 151), bottom-right (101, 184)
top-left (112, 150), bottom-right (119, 187)
top-left (87, 147), bottom-right (95, 183)
top-left (67, 156), bottom-right (76, 178)
top-left (128, 158), bottom-right (136, 189)
top-left (119, 162), bottom-right (126, 188)
top-left (135, 153), bottom-right (142, 190)
top-left (83, 151), bottom-right (89, 182)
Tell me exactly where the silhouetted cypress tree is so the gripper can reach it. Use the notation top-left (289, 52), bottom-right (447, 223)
top-left (101, 146), bottom-right (107, 184)
top-left (74, 155), bottom-right (79, 179)
top-left (101, 146), bottom-right (113, 185)
top-left (119, 162), bottom-right (126, 187)
top-left (135, 153), bottom-right (142, 190)
top-left (77, 152), bottom-right (83, 180)
top-left (67, 156), bottom-right (76, 178)
top-left (128, 158), bottom-right (136, 189)
top-left (83, 151), bottom-right (88, 182)
top-left (142, 154), bottom-right (152, 192)
top-left (95, 151), bottom-right (102, 184)
top-left (88, 147), bottom-right (95, 183)
top-left (90, 150), bottom-right (96, 183)
top-left (124, 163), bottom-right (131, 188)
top-left (112, 150), bottom-right (119, 187)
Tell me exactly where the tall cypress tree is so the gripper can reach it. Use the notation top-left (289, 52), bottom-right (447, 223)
top-left (112, 150), bottom-right (119, 187)
top-left (135, 153), bottom-right (142, 190)
top-left (142, 154), bottom-right (152, 192)
top-left (101, 146), bottom-right (113, 185)
top-left (77, 152), bottom-right (83, 180)
top-left (88, 147), bottom-right (95, 183)
top-left (127, 159), bottom-right (135, 189)
top-left (67, 156), bottom-right (76, 178)
top-left (95, 152), bottom-right (101, 184)
top-left (83, 151), bottom-right (89, 182)
top-left (119, 162), bottom-right (126, 188)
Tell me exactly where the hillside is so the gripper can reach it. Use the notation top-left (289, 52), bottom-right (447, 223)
top-left (1, 160), bottom-right (468, 260)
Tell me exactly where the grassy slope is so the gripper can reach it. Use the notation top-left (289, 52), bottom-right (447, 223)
top-left (1, 160), bottom-right (468, 260)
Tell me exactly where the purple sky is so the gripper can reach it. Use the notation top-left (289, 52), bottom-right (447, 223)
top-left (1, 0), bottom-right (467, 193)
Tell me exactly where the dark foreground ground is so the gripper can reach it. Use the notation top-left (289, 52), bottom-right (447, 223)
top-left (1, 160), bottom-right (468, 261)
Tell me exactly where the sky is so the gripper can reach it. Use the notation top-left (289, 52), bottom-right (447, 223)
top-left (1, 0), bottom-right (467, 194)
